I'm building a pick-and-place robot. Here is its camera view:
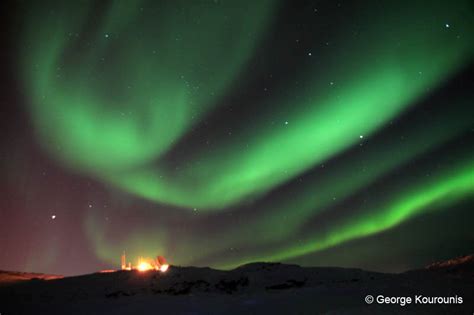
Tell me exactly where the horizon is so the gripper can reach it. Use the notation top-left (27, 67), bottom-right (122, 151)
top-left (3, 251), bottom-right (473, 278)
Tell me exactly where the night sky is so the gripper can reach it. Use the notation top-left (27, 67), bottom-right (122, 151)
top-left (1, 0), bottom-right (473, 276)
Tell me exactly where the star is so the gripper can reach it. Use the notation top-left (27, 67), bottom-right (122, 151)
top-left (51, 215), bottom-right (56, 220)
top-left (445, 23), bottom-right (450, 28)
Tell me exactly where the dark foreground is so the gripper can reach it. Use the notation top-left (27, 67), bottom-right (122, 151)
top-left (1, 255), bottom-right (473, 315)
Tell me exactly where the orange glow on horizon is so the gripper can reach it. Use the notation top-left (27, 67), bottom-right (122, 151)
top-left (137, 261), bottom-right (153, 272)
top-left (120, 252), bottom-right (169, 272)
top-left (160, 264), bottom-right (169, 272)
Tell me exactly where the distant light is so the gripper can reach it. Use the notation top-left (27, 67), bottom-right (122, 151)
top-left (308, 52), bottom-right (312, 56)
top-left (285, 121), bottom-right (289, 125)
top-left (445, 23), bottom-right (450, 28)
top-left (160, 264), bottom-right (169, 272)
top-left (105, 33), bottom-right (109, 38)
top-left (137, 262), bottom-right (153, 272)
top-left (51, 215), bottom-right (56, 220)
top-left (359, 135), bottom-right (364, 139)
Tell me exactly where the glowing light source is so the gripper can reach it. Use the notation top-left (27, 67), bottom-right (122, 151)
top-left (137, 261), bottom-right (153, 272)
top-left (120, 252), bottom-right (169, 272)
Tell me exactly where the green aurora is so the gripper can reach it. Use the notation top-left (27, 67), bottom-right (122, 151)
top-left (19, 0), bottom-right (474, 269)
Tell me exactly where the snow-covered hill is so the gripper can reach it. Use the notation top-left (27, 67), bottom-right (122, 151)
top-left (1, 257), bottom-right (473, 314)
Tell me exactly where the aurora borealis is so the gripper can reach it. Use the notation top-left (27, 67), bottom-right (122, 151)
top-left (1, 0), bottom-right (473, 276)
